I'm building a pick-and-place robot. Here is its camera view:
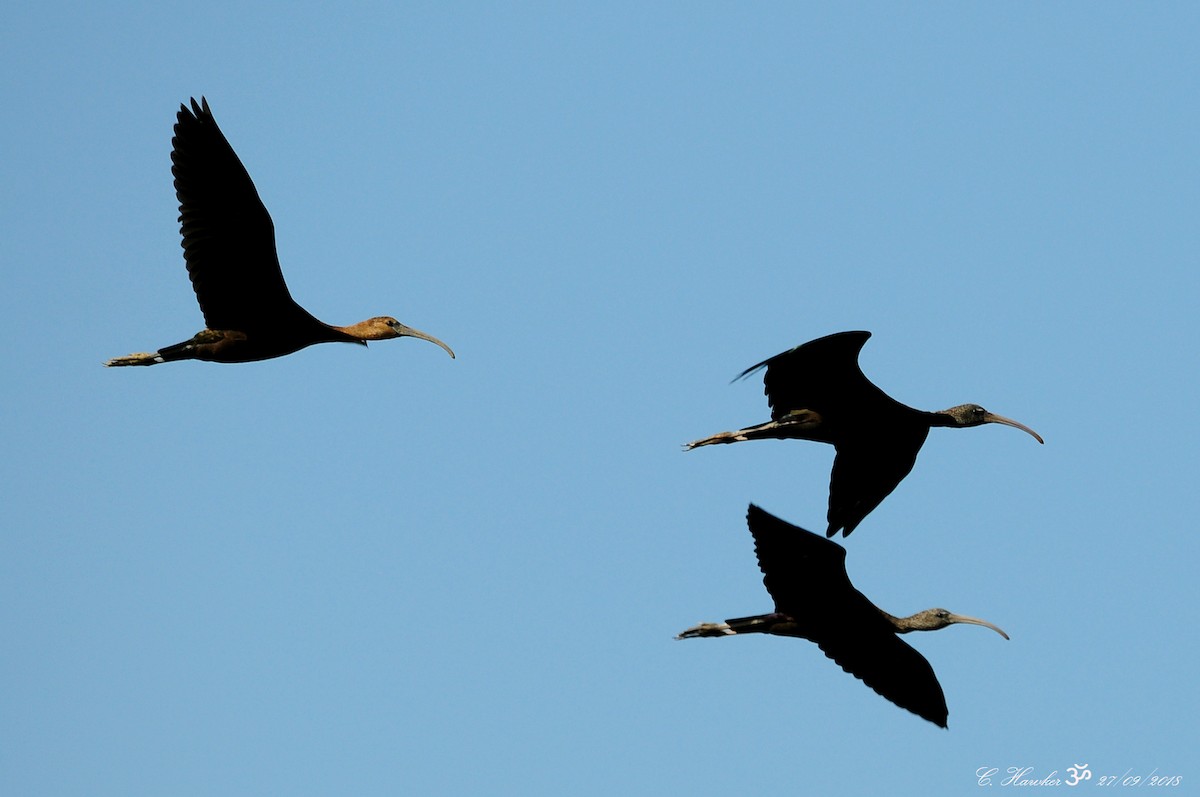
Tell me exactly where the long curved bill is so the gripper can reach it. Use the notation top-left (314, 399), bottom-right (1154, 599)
top-left (948, 612), bottom-right (1010, 640)
top-left (391, 322), bottom-right (456, 359)
top-left (983, 412), bottom-right (1044, 444)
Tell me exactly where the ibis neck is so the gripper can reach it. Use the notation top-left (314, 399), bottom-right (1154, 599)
top-left (925, 410), bottom-right (960, 429)
top-left (331, 318), bottom-right (393, 341)
top-left (880, 609), bottom-right (936, 634)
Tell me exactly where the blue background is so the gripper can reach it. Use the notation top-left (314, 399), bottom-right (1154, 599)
top-left (3, 3), bottom-right (1196, 794)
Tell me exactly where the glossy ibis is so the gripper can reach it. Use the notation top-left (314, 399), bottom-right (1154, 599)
top-left (677, 504), bottom-right (1009, 728)
top-left (686, 332), bottom-right (1042, 537)
top-left (106, 98), bottom-right (455, 367)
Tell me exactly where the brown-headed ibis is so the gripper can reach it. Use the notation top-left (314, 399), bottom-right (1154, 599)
top-left (686, 332), bottom-right (1042, 537)
top-left (106, 98), bottom-right (454, 367)
top-left (677, 504), bottom-right (1009, 728)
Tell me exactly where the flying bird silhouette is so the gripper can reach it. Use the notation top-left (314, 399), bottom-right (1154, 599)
top-left (686, 332), bottom-right (1042, 537)
top-left (106, 97), bottom-right (454, 367)
top-left (677, 504), bottom-right (1009, 728)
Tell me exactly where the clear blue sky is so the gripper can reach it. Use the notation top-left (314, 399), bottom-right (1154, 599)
top-left (3, 3), bottom-right (1197, 795)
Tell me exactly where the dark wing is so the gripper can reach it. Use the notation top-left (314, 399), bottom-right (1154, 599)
top-left (744, 504), bottom-right (949, 727)
top-left (172, 98), bottom-right (313, 331)
top-left (826, 424), bottom-right (930, 537)
top-left (815, 625), bottom-right (949, 728)
top-left (746, 504), bottom-right (852, 610)
top-left (739, 331), bottom-right (914, 424)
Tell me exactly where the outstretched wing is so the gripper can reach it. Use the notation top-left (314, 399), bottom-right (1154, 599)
top-left (826, 425), bottom-right (929, 537)
top-left (739, 331), bottom-right (912, 425)
top-left (746, 504), bottom-right (851, 612)
top-left (815, 627), bottom-right (949, 728)
top-left (172, 97), bottom-right (311, 331)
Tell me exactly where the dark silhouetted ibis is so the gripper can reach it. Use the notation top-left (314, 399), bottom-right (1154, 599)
top-left (686, 332), bottom-right (1042, 537)
top-left (106, 98), bottom-right (454, 367)
top-left (677, 504), bottom-right (1009, 728)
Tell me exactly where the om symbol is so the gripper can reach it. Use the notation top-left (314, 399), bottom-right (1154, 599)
top-left (1066, 764), bottom-right (1092, 787)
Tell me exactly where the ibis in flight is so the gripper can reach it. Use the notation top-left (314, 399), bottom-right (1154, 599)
top-left (677, 504), bottom-right (1009, 728)
top-left (106, 98), bottom-right (454, 367)
top-left (686, 332), bottom-right (1042, 537)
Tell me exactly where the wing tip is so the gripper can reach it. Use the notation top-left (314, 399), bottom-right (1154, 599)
top-left (736, 329), bottom-right (875, 383)
top-left (746, 504), bottom-right (828, 546)
top-left (179, 96), bottom-right (212, 122)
